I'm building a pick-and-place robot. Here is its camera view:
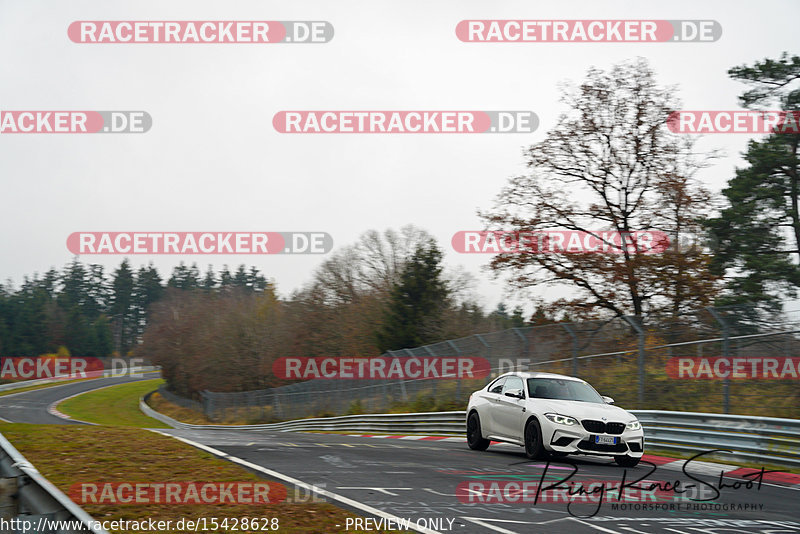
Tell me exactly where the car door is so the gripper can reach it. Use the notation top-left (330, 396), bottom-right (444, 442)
top-left (478, 376), bottom-right (505, 436)
top-left (493, 375), bottom-right (527, 440)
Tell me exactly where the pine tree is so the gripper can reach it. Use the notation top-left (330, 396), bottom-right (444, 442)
top-left (377, 240), bottom-right (450, 351)
top-left (706, 52), bottom-right (800, 308)
top-left (111, 260), bottom-right (135, 355)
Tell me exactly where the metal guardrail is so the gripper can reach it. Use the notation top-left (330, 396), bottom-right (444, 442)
top-left (0, 367), bottom-right (160, 394)
top-left (633, 410), bottom-right (800, 467)
top-left (141, 394), bottom-right (463, 433)
top-left (0, 377), bottom-right (71, 394)
top-left (142, 394), bottom-right (800, 468)
top-left (0, 433), bottom-right (108, 534)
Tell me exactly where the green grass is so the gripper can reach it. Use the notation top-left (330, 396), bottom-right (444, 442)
top-left (0, 424), bottom-right (407, 533)
top-left (57, 379), bottom-right (170, 428)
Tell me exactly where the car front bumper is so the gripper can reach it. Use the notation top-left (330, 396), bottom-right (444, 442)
top-left (542, 421), bottom-right (644, 457)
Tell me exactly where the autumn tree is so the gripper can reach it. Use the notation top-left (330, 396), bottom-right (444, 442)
top-left (140, 285), bottom-right (286, 397)
top-left (481, 58), bottom-right (719, 319)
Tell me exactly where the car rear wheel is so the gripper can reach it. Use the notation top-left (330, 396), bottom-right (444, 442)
top-left (615, 455), bottom-right (640, 467)
top-left (467, 412), bottom-right (490, 451)
top-left (524, 419), bottom-right (545, 459)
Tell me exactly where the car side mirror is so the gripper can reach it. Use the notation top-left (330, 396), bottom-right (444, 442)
top-left (602, 396), bottom-right (615, 404)
top-left (505, 389), bottom-right (524, 399)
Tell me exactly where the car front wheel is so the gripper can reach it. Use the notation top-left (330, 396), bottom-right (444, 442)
top-left (467, 412), bottom-right (490, 451)
top-left (615, 455), bottom-right (640, 467)
top-left (524, 418), bottom-right (545, 459)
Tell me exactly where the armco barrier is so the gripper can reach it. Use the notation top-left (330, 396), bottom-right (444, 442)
top-left (140, 392), bottom-right (464, 433)
top-left (0, 366), bottom-right (160, 394)
top-left (633, 410), bottom-right (800, 467)
top-left (141, 394), bottom-right (800, 468)
top-left (0, 433), bottom-right (107, 534)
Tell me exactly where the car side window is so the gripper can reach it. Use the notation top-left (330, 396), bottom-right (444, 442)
top-left (488, 377), bottom-right (506, 394)
top-left (502, 376), bottom-right (524, 396)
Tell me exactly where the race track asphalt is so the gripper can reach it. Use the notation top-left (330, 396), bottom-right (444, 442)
top-left (2, 376), bottom-right (799, 533)
top-left (0, 372), bottom-right (160, 424)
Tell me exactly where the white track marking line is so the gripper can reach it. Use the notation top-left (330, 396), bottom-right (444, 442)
top-left (149, 429), bottom-right (441, 534)
top-left (569, 517), bottom-right (622, 533)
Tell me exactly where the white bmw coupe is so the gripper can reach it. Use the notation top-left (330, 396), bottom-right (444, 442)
top-left (466, 371), bottom-right (644, 466)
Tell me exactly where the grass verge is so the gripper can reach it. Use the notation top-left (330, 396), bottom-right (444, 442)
top-left (147, 392), bottom-right (218, 425)
top-left (0, 424), bottom-right (407, 533)
top-left (57, 379), bottom-right (170, 428)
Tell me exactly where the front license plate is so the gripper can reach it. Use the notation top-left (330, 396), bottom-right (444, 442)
top-left (595, 435), bottom-right (618, 445)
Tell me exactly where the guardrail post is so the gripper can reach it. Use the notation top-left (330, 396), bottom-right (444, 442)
top-left (622, 315), bottom-right (646, 407)
top-left (707, 307), bottom-right (731, 414)
top-left (0, 477), bottom-right (17, 519)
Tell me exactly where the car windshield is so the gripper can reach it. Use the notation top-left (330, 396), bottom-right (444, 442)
top-left (527, 378), bottom-right (604, 403)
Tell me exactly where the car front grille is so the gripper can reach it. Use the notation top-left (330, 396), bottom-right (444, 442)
top-left (581, 420), bottom-right (605, 433)
top-left (606, 422), bottom-right (626, 435)
top-left (581, 420), bottom-right (625, 435)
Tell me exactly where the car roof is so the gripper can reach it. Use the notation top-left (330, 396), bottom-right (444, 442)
top-left (495, 371), bottom-right (585, 382)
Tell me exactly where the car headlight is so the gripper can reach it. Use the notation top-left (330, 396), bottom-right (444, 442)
top-left (544, 413), bottom-right (578, 426)
top-left (626, 420), bottom-right (641, 431)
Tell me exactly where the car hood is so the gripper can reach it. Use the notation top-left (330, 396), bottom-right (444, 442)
top-left (527, 398), bottom-right (635, 422)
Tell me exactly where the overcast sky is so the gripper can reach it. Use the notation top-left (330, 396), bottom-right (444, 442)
top-left (1, 0), bottom-right (798, 315)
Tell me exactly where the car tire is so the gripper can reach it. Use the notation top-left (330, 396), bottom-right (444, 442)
top-left (524, 418), bottom-right (545, 460)
top-left (614, 455), bottom-right (640, 467)
top-left (467, 412), bottom-right (490, 451)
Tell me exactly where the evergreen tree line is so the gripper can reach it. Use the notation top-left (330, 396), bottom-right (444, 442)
top-left (0, 260), bottom-right (269, 358)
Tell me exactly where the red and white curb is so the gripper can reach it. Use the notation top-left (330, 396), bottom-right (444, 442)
top-left (342, 433), bottom-right (800, 486)
top-left (346, 434), bottom-right (465, 443)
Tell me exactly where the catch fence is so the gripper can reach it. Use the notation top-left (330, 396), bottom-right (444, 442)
top-left (173, 306), bottom-right (799, 422)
